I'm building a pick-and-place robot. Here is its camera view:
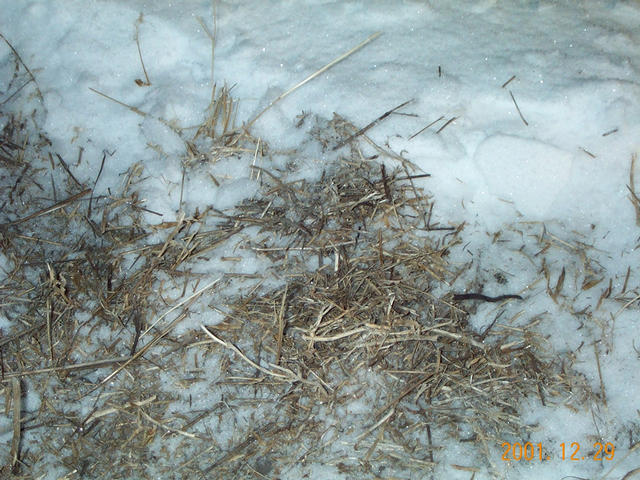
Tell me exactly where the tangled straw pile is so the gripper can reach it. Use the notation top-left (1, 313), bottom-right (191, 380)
top-left (0, 96), bottom-right (589, 478)
top-left (198, 116), bottom-right (587, 477)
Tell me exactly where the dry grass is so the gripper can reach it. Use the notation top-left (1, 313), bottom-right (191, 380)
top-left (188, 124), bottom-right (594, 476)
top-left (0, 104), bottom-right (241, 477)
top-left (0, 34), bottom-right (596, 480)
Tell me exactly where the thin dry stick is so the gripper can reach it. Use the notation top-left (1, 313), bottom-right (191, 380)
top-left (10, 378), bottom-right (21, 471)
top-left (134, 14), bottom-right (151, 86)
top-left (509, 90), bottom-right (528, 126)
top-left (1, 188), bottom-right (91, 227)
top-left (435, 116), bottom-right (458, 134)
top-left (628, 153), bottom-right (640, 225)
top-left (250, 138), bottom-right (261, 181)
top-left (246, 32), bottom-right (381, 129)
top-left (356, 407), bottom-right (394, 442)
top-left (429, 328), bottom-right (485, 349)
top-left (613, 291), bottom-right (640, 319)
top-left (594, 343), bottom-right (607, 407)
top-left (580, 146), bottom-right (596, 158)
top-left (88, 151), bottom-right (107, 217)
top-left (179, 165), bottom-right (186, 212)
top-left (85, 312), bottom-right (189, 396)
top-left (202, 421), bottom-right (280, 475)
top-left (89, 88), bottom-right (147, 117)
top-left (332, 99), bottom-right (413, 150)
top-left (409, 115), bottom-right (444, 140)
top-left (156, 211), bottom-right (186, 259)
top-left (302, 327), bottom-right (368, 342)
top-left (55, 153), bottom-right (84, 188)
top-left (90, 87), bottom-right (185, 137)
top-left (84, 278), bottom-right (221, 396)
top-left (0, 32), bottom-right (44, 105)
top-left (196, 12), bottom-right (217, 102)
top-left (364, 427), bottom-right (385, 462)
top-left (501, 75), bottom-right (516, 88)
top-left (140, 275), bottom-right (220, 339)
top-left (0, 357), bottom-right (131, 381)
top-left (84, 396), bottom-right (156, 424)
top-left (46, 296), bottom-right (54, 363)
top-left (138, 408), bottom-right (208, 440)
top-left (275, 283), bottom-right (288, 365)
top-left (200, 325), bottom-right (297, 380)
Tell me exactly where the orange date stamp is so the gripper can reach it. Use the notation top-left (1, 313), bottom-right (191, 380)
top-left (501, 442), bottom-right (615, 461)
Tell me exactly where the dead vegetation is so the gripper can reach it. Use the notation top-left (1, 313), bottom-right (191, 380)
top-left (0, 25), bottom-right (598, 480)
top-left (192, 121), bottom-right (595, 477)
top-left (0, 100), bottom-right (593, 479)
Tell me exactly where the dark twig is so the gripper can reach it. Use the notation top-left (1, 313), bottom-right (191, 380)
top-left (0, 32), bottom-right (45, 106)
top-left (333, 99), bottom-right (413, 150)
top-left (509, 90), bottom-right (528, 126)
top-left (1, 188), bottom-right (92, 228)
top-left (409, 116), bottom-right (444, 140)
top-left (453, 293), bottom-right (523, 302)
top-left (501, 75), bottom-right (516, 88)
top-left (435, 116), bottom-right (458, 134)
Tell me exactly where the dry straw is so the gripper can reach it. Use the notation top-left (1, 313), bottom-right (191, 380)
top-left (0, 25), bottom-right (596, 480)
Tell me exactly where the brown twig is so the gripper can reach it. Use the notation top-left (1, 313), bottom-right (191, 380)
top-left (333, 99), bottom-right (413, 150)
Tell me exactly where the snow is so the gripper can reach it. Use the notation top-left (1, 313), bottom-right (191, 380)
top-left (1, 0), bottom-right (640, 478)
top-left (473, 134), bottom-right (574, 220)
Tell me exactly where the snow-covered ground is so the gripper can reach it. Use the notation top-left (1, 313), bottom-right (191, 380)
top-left (1, 1), bottom-right (639, 478)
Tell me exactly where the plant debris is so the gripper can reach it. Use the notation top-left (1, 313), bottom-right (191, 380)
top-left (0, 49), bottom-right (593, 480)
